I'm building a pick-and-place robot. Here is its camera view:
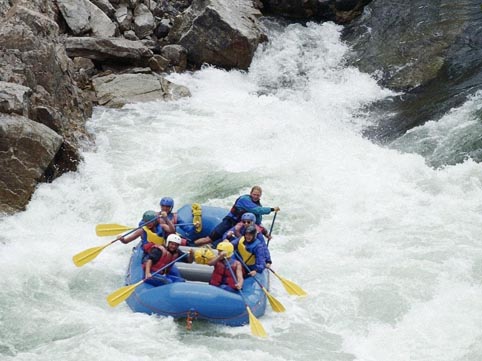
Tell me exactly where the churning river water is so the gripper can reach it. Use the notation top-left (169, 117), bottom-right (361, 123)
top-left (1, 21), bottom-right (482, 361)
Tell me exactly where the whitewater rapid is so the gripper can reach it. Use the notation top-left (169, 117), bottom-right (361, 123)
top-left (1, 21), bottom-right (482, 361)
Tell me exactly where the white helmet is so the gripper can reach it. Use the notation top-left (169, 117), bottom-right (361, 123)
top-left (166, 234), bottom-right (182, 246)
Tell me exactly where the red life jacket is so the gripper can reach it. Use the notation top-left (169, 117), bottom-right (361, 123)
top-left (148, 246), bottom-right (180, 274)
top-left (209, 258), bottom-right (238, 290)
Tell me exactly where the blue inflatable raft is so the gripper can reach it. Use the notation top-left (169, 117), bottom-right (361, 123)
top-left (124, 204), bottom-right (268, 326)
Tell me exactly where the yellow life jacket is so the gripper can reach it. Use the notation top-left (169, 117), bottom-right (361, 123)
top-left (237, 237), bottom-right (255, 266)
top-left (143, 226), bottom-right (165, 245)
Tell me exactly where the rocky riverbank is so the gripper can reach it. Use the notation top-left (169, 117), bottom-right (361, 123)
top-left (0, 0), bottom-right (370, 214)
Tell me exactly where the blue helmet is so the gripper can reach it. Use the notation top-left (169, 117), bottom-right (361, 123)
top-left (241, 212), bottom-right (256, 222)
top-left (160, 197), bottom-right (174, 208)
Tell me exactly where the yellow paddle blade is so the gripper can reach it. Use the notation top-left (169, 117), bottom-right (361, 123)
top-left (95, 223), bottom-right (133, 237)
top-left (273, 272), bottom-right (307, 297)
top-left (106, 280), bottom-right (144, 307)
top-left (262, 288), bottom-right (286, 313)
top-left (72, 242), bottom-right (111, 267)
top-left (246, 306), bottom-right (267, 338)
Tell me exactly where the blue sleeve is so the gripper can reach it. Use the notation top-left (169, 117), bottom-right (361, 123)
top-left (235, 195), bottom-right (272, 216)
top-left (235, 195), bottom-right (272, 224)
top-left (254, 246), bottom-right (267, 273)
top-left (255, 234), bottom-right (271, 263)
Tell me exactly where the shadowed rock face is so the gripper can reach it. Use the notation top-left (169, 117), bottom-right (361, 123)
top-left (343, 0), bottom-right (482, 142)
top-left (168, 0), bottom-right (266, 70)
top-left (260, 0), bottom-right (372, 23)
top-left (0, 114), bottom-right (63, 214)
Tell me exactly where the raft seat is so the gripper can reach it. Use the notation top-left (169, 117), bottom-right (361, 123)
top-left (176, 262), bottom-right (214, 283)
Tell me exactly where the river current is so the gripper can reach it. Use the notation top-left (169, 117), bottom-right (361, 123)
top-left (1, 21), bottom-right (482, 361)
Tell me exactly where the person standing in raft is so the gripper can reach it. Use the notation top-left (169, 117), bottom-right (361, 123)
top-left (194, 186), bottom-right (280, 247)
top-left (208, 241), bottom-right (244, 292)
top-left (144, 234), bottom-right (194, 285)
top-left (232, 225), bottom-right (271, 277)
top-left (116, 210), bottom-right (175, 251)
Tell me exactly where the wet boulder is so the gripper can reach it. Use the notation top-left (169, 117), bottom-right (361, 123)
top-left (0, 114), bottom-right (63, 213)
top-left (168, 0), bottom-right (266, 70)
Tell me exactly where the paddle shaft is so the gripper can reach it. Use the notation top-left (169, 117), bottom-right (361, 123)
top-left (267, 211), bottom-right (278, 247)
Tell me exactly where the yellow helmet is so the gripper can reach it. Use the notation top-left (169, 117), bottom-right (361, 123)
top-left (194, 247), bottom-right (215, 265)
top-left (216, 241), bottom-right (234, 258)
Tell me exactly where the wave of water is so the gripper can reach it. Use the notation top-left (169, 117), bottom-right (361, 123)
top-left (389, 90), bottom-right (482, 168)
top-left (1, 21), bottom-right (482, 361)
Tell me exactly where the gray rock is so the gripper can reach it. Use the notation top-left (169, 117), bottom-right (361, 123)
top-left (85, 0), bottom-right (117, 37)
top-left (161, 44), bottom-right (187, 69)
top-left (146, 0), bottom-right (158, 12)
top-left (0, 0), bottom-right (10, 17)
top-left (168, 0), bottom-right (266, 69)
top-left (13, 5), bottom-right (60, 38)
top-left (0, 114), bottom-right (63, 213)
top-left (133, 3), bottom-right (155, 39)
top-left (124, 30), bottom-right (139, 40)
top-left (31, 105), bottom-right (64, 133)
top-left (90, 0), bottom-right (116, 19)
top-left (0, 81), bottom-right (32, 116)
top-left (73, 57), bottom-right (96, 74)
top-left (91, 72), bottom-right (190, 107)
top-left (148, 54), bottom-right (170, 72)
top-left (64, 37), bottom-right (153, 64)
top-left (58, 0), bottom-right (116, 36)
top-left (57, 0), bottom-right (92, 35)
top-left (115, 4), bottom-right (133, 32)
top-left (0, 3), bottom-right (92, 208)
